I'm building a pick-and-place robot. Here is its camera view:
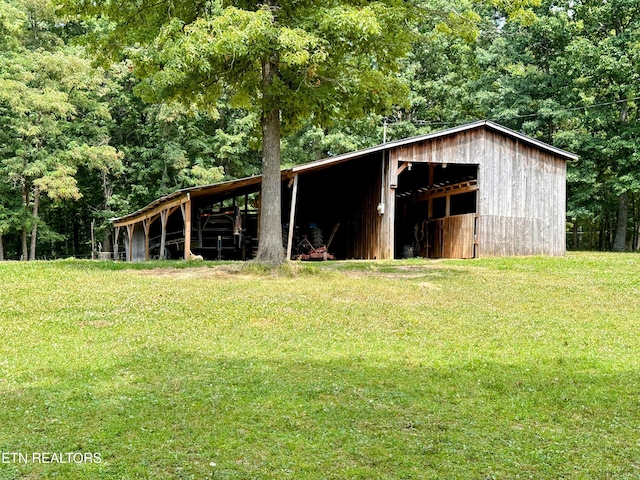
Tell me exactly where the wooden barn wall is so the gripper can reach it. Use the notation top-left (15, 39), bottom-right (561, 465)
top-left (127, 227), bottom-right (146, 262)
top-left (355, 159), bottom-right (384, 259)
top-left (389, 126), bottom-right (567, 257)
top-left (390, 128), bottom-right (485, 167)
top-left (478, 131), bottom-right (566, 257)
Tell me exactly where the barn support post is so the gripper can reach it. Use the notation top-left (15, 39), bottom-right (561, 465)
top-left (113, 226), bottom-right (120, 261)
top-left (126, 223), bottom-right (135, 262)
top-left (286, 174), bottom-right (300, 260)
top-left (142, 219), bottom-right (151, 261)
top-left (379, 151), bottom-right (397, 259)
top-left (181, 193), bottom-right (192, 260)
top-left (256, 190), bottom-right (261, 244)
top-left (160, 209), bottom-right (167, 260)
top-left (428, 163), bottom-right (435, 219)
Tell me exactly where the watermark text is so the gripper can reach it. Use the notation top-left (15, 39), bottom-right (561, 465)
top-left (1, 452), bottom-right (101, 464)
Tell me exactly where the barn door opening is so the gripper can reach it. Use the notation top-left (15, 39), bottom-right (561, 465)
top-left (394, 163), bottom-right (478, 259)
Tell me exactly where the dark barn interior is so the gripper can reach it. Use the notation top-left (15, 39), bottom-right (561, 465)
top-left (285, 154), bottom-right (384, 260)
top-left (394, 163), bottom-right (478, 259)
top-left (136, 157), bottom-right (480, 261)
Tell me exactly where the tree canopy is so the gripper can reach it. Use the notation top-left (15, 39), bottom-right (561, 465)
top-left (0, 0), bottom-right (638, 259)
top-left (62, 0), bottom-right (416, 263)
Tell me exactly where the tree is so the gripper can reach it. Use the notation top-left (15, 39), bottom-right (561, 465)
top-left (0, 0), bottom-right (122, 259)
top-left (569, 0), bottom-right (640, 251)
top-left (462, 0), bottom-right (640, 251)
top-left (61, 0), bottom-right (415, 264)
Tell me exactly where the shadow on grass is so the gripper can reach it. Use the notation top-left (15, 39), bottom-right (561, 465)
top-left (1, 351), bottom-right (638, 479)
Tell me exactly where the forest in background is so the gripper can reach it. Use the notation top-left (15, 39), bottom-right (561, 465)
top-left (0, 0), bottom-right (638, 260)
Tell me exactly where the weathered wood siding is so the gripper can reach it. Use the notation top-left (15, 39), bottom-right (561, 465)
top-left (390, 126), bottom-right (566, 257)
top-left (390, 128), bottom-right (485, 167)
top-left (478, 130), bottom-right (566, 257)
top-left (443, 213), bottom-right (476, 259)
top-left (351, 158), bottom-right (384, 259)
top-left (127, 227), bottom-right (146, 262)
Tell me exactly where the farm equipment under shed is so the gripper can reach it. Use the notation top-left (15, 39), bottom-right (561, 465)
top-left (293, 223), bottom-right (339, 261)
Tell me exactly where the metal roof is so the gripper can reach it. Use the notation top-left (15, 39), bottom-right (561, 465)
top-left (112, 120), bottom-right (578, 226)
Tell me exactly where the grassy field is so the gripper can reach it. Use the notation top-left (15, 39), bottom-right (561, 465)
top-left (1, 253), bottom-right (639, 479)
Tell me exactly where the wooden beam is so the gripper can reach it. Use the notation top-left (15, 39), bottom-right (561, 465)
top-left (286, 174), bottom-right (299, 260)
top-left (113, 194), bottom-right (189, 228)
top-left (256, 189), bottom-right (261, 243)
top-left (428, 163), bottom-right (435, 219)
top-left (142, 219), bottom-right (151, 261)
top-left (147, 213), bottom-right (161, 227)
top-left (428, 183), bottom-right (478, 200)
top-left (183, 193), bottom-right (192, 260)
top-left (114, 226), bottom-right (120, 261)
top-left (160, 209), bottom-right (168, 260)
top-left (397, 162), bottom-right (411, 176)
top-left (383, 152), bottom-right (397, 259)
top-left (409, 180), bottom-right (478, 204)
top-left (126, 223), bottom-right (135, 262)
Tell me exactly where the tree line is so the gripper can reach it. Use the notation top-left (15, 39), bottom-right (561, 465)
top-left (0, 0), bottom-right (638, 260)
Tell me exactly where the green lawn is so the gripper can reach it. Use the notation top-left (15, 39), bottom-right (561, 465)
top-left (1, 253), bottom-right (640, 479)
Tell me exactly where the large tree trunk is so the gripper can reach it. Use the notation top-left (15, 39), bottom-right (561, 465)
top-left (255, 57), bottom-right (285, 265)
top-left (613, 97), bottom-right (630, 252)
top-left (21, 181), bottom-right (29, 260)
top-left (21, 229), bottom-right (28, 260)
top-left (613, 191), bottom-right (628, 252)
top-left (29, 186), bottom-right (40, 261)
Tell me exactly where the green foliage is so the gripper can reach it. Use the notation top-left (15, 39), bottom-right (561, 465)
top-left (64, 0), bottom-right (416, 132)
top-left (462, 0), bottom-right (640, 250)
top-left (0, 0), bottom-right (122, 259)
top-left (3, 0), bottom-right (638, 257)
top-left (58, 0), bottom-right (418, 263)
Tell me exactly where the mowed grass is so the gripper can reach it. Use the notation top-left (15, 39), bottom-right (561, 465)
top-left (1, 253), bottom-right (640, 479)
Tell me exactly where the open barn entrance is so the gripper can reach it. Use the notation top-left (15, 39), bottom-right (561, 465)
top-left (143, 187), bottom-right (261, 261)
top-left (395, 163), bottom-right (478, 259)
top-left (188, 193), bottom-right (260, 260)
top-left (286, 154), bottom-right (385, 260)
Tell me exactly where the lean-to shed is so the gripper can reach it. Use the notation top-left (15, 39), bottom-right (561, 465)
top-left (111, 120), bottom-right (577, 262)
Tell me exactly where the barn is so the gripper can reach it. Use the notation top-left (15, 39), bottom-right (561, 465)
top-left (111, 120), bottom-right (577, 262)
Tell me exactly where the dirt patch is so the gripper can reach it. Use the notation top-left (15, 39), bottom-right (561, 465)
top-left (128, 264), bottom-right (251, 280)
top-left (332, 263), bottom-right (447, 280)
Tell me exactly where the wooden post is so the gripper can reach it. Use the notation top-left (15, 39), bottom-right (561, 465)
top-left (160, 209), bottom-right (168, 260)
top-left (126, 223), bottom-right (135, 262)
top-left (114, 226), bottom-right (120, 261)
top-left (286, 174), bottom-right (299, 260)
top-left (256, 190), bottom-right (261, 244)
top-left (183, 194), bottom-right (192, 260)
top-left (445, 194), bottom-right (451, 217)
top-left (142, 219), bottom-right (150, 261)
top-left (428, 163), bottom-right (435, 220)
top-left (382, 151), bottom-right (397, 259)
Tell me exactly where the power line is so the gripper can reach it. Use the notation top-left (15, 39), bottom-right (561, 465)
top-left (385, 95), bottom-right (640, 128)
